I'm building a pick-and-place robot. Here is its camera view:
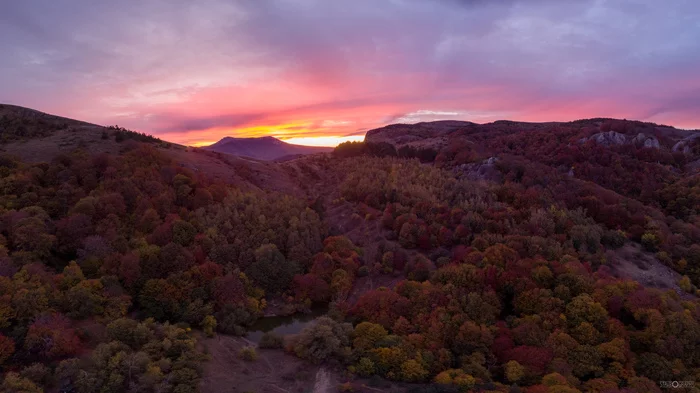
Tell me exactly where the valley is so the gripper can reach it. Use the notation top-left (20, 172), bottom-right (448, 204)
top-left (0, 106), bottom-right (699, 393)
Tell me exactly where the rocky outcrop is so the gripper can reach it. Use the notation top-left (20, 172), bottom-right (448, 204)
top-left (631, 133), bottom-right (660, 148)
top-left (672, 134), bottom-right (700, 154)
top-left (456, 156), bottom-right (501, 182)
top-left (579, 131), bottom-right (660, 149)
top-left (579, 131), bottom-right (627, 146)
top-left (643, 138), bottom-right (660, 149)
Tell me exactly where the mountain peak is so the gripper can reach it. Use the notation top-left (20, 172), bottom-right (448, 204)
top-left (204, 136), bottom-right (331, 161)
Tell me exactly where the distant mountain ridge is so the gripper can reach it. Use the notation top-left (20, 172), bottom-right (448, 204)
top-left (203, 136), bottom-right (332, 160)
top-left (364, 118), bottom-right (700, 153)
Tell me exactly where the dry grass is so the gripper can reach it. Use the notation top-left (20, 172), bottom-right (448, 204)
top-left (0, 125), bottom-right (121, 162)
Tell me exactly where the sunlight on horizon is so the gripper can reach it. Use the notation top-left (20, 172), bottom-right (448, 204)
top-left (181, 120), bottom-right (368, 147)
top-left (186, 134), bottom-right (365, 148)
top-left (190, 140), bottom-right (217, 147)
top-left (281, 135), bottom-right (365, 147)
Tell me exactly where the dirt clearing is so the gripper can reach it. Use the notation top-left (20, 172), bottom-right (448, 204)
top-left (199, 334), bottom-right (335, 393)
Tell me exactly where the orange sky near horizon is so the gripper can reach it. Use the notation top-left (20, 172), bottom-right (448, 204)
top-left (111, 68), bottom-right (700, 148)
top-left (188, 132), bottom-right (366, 147)
top-left (159, 98), bottom-right (700, 147)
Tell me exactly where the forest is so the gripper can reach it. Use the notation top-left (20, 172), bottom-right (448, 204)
top-left (0, 114), bottom-right (698, 393)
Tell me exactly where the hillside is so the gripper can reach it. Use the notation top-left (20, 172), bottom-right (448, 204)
top-left (0, 106), bottom-right (698, 393)
top-left (203, 136), bottom-right (332, 160)
top-left (341, 117), bottom-right (700, 288)
top-left (366, 118), bottom-right (700, 158)
top-left (0, 104), bottom-right (176, 163)
top-left (363, 118), bottom-right (700, 201)
top-left (0, 105), bottom-right (309, 196)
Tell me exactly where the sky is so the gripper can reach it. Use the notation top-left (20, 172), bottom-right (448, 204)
top-left (1, 0), bottom-right (699, 147)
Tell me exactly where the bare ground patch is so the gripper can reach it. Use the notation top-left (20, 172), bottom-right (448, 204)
top-left (605, 243), bottom-right (692, 298)
top-left (199, 334), bottom-right (335, 393)
top-left (198, 333), bottom-right (416, 393)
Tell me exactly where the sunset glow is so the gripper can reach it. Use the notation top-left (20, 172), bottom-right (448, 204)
top-left (283, 135), bottom-right (366, 147)
top-left (1, 1), bottom-right (699, 146)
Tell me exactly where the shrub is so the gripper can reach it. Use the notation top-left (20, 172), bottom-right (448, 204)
top-left (367, 375), bottom-right (391, 388)
top-left (679, 276), bottom-right (693, 293)
top-left (601, 230), bottom-right (626, 249)
top-left (239, 346), bottom-right (258, 361)
top-left (259, 332), bottom-right (284, 349)
top-left (641, 232), bottom-right (659, 252)
top-left (355, 357), bottom-right (376, 376)
top-left (357, 266), bottom-right (369, 277)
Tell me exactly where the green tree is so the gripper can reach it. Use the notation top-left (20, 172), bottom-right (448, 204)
top-left (679, 275), bottom-right (692, 292)
top-left (400, 359), bottom-right (429, 382)
top-left (641, 232), bottom-right (660, 252)
top-left (331, 269), bottom-right (353, 298)
top-left (60, 261), bottom-right (85, 289)
top-left (355, 357), bottom-right (376, 376)
top-left (294, 317), bottom-right (352, 363)
top-left (1, 372), bottom-right (43, 393)
top-left (202, 315), bottom-right (217, 338)
top-left (172, 220), bottom-right (196, 246)
top-left (65, 279), bottom-right (106, 319)
top-left (505, 360), bottom-right (525, 383)
top-left (248, 244), bottom-right (299, 293)
top-left (564, 294), bottom-right (608, 330)
top-left (19, 363), bottom-right (51, 386)
top-left (568, 345), bottom-right (604, 379)
top-left (353, 322), bottom-right (388, 352)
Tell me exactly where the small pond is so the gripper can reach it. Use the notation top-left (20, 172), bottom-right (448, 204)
top-left (246, 307), bottom-right (328, 343)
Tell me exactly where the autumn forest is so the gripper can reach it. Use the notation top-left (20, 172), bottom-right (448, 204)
top-left (0, 106), bottom-right (699, 393)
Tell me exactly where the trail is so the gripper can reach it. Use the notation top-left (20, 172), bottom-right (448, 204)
top-left (312, 367), bottom-right (333, 393)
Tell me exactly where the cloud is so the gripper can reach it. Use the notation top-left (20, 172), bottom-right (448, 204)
top-left (392, 109), bottom-right (515, 124)
top-left (0, 0), bottom-right (699, 145)
top-left (153, 113), bottom-right (267, 133)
